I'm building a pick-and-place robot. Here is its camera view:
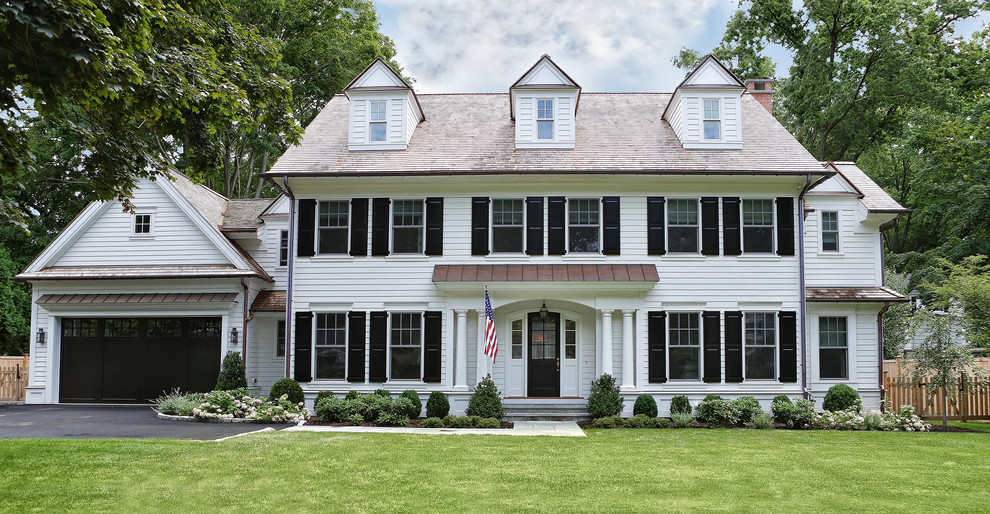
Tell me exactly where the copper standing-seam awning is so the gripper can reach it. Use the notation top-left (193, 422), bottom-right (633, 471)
top-left (250, 290), bottom-right (286, 312)
top-left (37, 292), bottom-right (238, 305)
top-left (433, 264), bottom-right (659, 284)
top-left (806, 287), bottom-right (907, 303)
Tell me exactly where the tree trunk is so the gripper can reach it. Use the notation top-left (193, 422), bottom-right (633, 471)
top-left (942, 385), bottom-right (948, 427)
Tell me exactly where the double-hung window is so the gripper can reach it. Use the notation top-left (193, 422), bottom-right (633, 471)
top-left (279, 230), bottom-right (289, 266)
top-left (318, 201), bottom-right (348, 254)
top-left (492, 199), bottom-right (524, 253)
top-left (745, 312), bottom-right (776, 379)
top-left (568, 198), bottom-right (600, 253)
top-left (369, 101), bottom-right (388, 142)
top-left (742, 199), bottom-right (774, 253)
top-left (703, 99), bottom-right (721, 140)
top-left (392, 200), bottom-right (424, 254)
top-left (390, 313), bottom-right (422, 380)
top-left (821, 211), bottom-right (839, 252)
top-left (133, 213), bottom-right (153, 235)
top-left (275, 319), bottom-right (286, 357)
top-left (668, 199), bottom-right (699, 253)
top-left (668, 312), bottom-right (701, 380)
top-left (315, 313), bottom-right (346, 379)
top-left (537, 99), bottom-right (554, 140)
top-left (819, 317), bottom-right (847, 379)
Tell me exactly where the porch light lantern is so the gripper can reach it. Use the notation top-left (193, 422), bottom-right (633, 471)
top-left (230, 327), bottom-right (238, 345)
top-left (539, 302), bottom-right (549, 322)
top-left (37, 328), bottom-right (46, 345)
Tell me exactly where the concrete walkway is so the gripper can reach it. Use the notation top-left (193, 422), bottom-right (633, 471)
top-left (284, 420), bottom-right (585, 437)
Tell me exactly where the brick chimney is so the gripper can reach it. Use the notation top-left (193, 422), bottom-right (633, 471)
top-left (745, 79), bottom-right (773, 114)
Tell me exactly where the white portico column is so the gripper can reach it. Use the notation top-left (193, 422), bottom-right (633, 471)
top-left (600, 310), bottom-right (614, 377)
top-left (477, 311), bottom-right (489, 383)
top-left (454, 310), bottom-right (468, 390)
top-left (621, 310), bottom-right (635, 389)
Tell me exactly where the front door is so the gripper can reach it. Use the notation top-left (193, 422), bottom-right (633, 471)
top-left (527, 312), bottom-right (560, 397)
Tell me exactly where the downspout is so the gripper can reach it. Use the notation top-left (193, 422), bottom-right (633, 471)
top-left (240, 277), bottom-right (254, 387)
top-left (798, 173), bottom-right (814, 400)
top-left (877, 302), bottom-right (891, 412)
top-left (282, 175), bottom-right (296, 379)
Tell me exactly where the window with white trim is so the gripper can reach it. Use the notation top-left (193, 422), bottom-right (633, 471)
top-left (392, 200), bottom-right (424, 254)
top-left (390, 312), bottom-right (422, 380)
top-left (537, 99), bottom-right (554, 140)
top-left (819, 317), bottom-right (847, 379)
top-left (492, 199), bottom-right (524, 253)
top-left (821, 211), bottom-right (839, 252)
top-left (668, 199), bottom-right (699, 253)
top-left (703, 99), bottom-right (721, 140)
top-left (133, 213), bottom-right (153, 235)
top-left (668, 312), bottom-right (701, 379)
top-left (279, 230), bottom-right (289, 266)
top-left (511, 319), bottom-right (523, 359)
top-left (564, 319), bottom-right (577, 359)
top-left (275, 319), bottom-right (286, 357)
top-left (568, 198), bottom-right (599, 253)
top-left (315, 313), bottom-right (346, 379)
top-left (369, 101), bottom-right (388, 142)
top-left (745, 312), bottom-right (776, 379)
top-left (742, 199), bottom-right (774, 253)
top-left (318, 201), bottom-right (348, 254)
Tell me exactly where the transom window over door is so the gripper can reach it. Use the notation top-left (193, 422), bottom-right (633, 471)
top-left (703, 99), bottom-right (721, 140)
top-left (668, 199), bottom-right (699, 253)
top-left (537, 99), bottom-right (554, 140)
top-left (315, 313), bottom-right (346, 379)
top-left (742, 199), bottom-right (774, 253)
top-left (821, 211), bottom-right (839, 252)
top-left (568, 199), bottom-right (600, 253)
top-left (392, 200), bottom-right (424, 254)
top-left (492, 199), bottom-right (524, 253)
top-left (318, 201), bottom-right (348, 254)
top-left (668, 312), bottom-right (701, 379)
top-left (819, 317), bottom-right (847, 379)
top-left (369, 101), bottom-right (387, 142)
top-left (390, 313), bottom-right (422, 380)
top-left (745, 312), bottom-right (776, 379)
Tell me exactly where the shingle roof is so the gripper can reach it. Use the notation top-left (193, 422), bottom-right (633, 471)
top-left (250, 290), bottom-right (286, 312)
top-left (267, 93), bottom-right (826, 176)
top-left (221, 199), bottom-right (272, 231)
top-left (168, 171), bottom-right (227, 228)
top-left (433, 264), bottom-right (659, 283)
top-left (38, 292), bottom-right (237, 304)
top-left (827, 162), bottom-right (909, 213)
top-left (806, 287), bottom-right (908, 302)
top-left (14, 265), bottom-right (264, 281)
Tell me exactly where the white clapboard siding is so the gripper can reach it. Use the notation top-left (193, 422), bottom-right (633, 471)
top-left (250, 314), bottom-right (287, 394)
top-left (804, 196), bottom-right (881, 287)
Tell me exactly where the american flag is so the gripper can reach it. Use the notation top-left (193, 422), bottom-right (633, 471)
top-left (484, 288), bottom-right (498, 363)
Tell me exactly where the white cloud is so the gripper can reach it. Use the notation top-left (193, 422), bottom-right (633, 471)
top-left (379, 0), bottom-right (735, 93)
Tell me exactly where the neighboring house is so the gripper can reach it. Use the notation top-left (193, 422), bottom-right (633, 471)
top-left (17, 55), bottom-right (909, 414)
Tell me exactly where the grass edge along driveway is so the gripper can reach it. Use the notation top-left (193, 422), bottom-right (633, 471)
top-left (1, 429), bottom-right (987, 512)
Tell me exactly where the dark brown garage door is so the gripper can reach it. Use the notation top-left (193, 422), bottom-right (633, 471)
top-left (60, 317), bottom-right (222, 403)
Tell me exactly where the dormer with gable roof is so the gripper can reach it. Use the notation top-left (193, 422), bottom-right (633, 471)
top-left (345, 57), bottom-right (425, 151)
top-left (662, 55), bottom-right (746, 150)
top-left (510, 55), bottom-right (581, 149)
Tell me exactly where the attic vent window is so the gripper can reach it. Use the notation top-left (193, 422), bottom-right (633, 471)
top-left (369, 101), bottom-right (387, 142)
top-left (133, 213), bottom-right (152, 235)
top-left (537, 99), bottom-right (554, 140)
top-left (703, 99), bottom-right (721, 140)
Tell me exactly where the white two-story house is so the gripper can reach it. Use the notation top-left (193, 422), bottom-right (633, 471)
top-left (16, 55), bottom-right (908, 415)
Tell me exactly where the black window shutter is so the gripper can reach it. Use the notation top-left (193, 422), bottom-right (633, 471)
top-left (702, 311), bottom-right (721, 383)
top-left (293, 312), bottom-right (313, 382)
top-left (701, 197), bottom-right (719, 256)
top-left (371, 198), bottom-right (390, 256)
top-left (297, 199), bottom-right (316, 257)
top-left (350, 198), bottom-right (369, 257)
top-left (472, 197), bottom-right (490, 256)
top-left (547, 196), bottom-right (566, 255)
top-left (602, 196), bottom-right (620, 255)
top-left (369, 311), bottom-right (388, 382)
top-left (776, 197), bottom-right (795, 256)
top-left (724, 311), bottom-right (743, 382)
top-left (722, 197), bottom-right (741, 256)
top-left (526, 197), bottom-right (544, 256)
top-left (778, 311), bottom-right (798, 382)
top-left (647, 197), bottom-right (666, 255)
top-left (648, 311), bottom-right (667, 383)
top-left (347, 312), bottom-right (366, 383)
top-left (425, 197), bottom-right (444, 256)
top-left (423, 311), bottom-right (442, 383)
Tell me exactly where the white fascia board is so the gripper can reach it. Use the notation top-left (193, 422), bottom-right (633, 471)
top-left (22, 200), bottom-right (114, 273)
top-left (156, 178), bottom-right (254, 270)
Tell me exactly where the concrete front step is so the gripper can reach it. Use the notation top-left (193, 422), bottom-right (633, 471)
top-left (503, 399), bottom-right (590, 421)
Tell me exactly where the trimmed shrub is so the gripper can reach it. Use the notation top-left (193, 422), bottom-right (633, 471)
top-left (587, 374), bottom-right (623, 419)
top-left (669, 395), bottom-right (691, 415)
top-left (771, 396), bottom-right (793, 423)
top-left (466, 374), bottom-right (504, 419)
top-left (475, 417), bottom-right (500, 429)
top-left (670, 411), bottom-right (694, 428)
top-left (442, 415), bottom-right (456, 426)
top-left (373, 388), bottom-right (391, 398)
top-left (346, 413), bottom-right (364, 425)
top-left (269, 378), bottom-right (304, 405)
top-left (772, 395), bottom-right (792, 406)
top-left (215, 351), bottom-right (247, 391)
top-left (377, 411), bottom-right (407, 426)
top-left (451, 416), bottom-right (474, 428)
top-left (591, 415), bottom-right (624, 428)
top-left (421, 417), bottom-right (444, 428)
top-left (774, 398), bottom-right (817, 428)
top-left (426, 391), bottom-right (450, 418)
top-left (315, 397), bottom-right (362, 422)
top-left (696, 395), bottom-right (740, 427)
top-left (624, 414), bottom-right (651, 428)
top-left (823, 384), bottom-right (861, 412)
top-left (633, 394), bottom-right (658, 418)
top-left (400, 390), bottom-right (422, 418)
top-left (646, 417), bottom-right (671, 429)
top-left (748, 412), bottom-right (774, 429)
top-left (345, 390), bottom-right (361, 400)
top-left (314, 391), bottom-right (334, 407)
top-left (733, 396), bottom-right (762, 424)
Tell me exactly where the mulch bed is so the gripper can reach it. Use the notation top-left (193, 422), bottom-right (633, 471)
top-left (305, 417), bottom-right (514, 429)
top-left (926, 424), bottom-right (984, 433)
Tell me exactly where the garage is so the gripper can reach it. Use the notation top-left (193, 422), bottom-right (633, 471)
top-left (60, 317), bottom-right (222, 403)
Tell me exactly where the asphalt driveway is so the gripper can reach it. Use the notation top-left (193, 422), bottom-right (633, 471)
top-left (0, 404), bottom-right (289, 440)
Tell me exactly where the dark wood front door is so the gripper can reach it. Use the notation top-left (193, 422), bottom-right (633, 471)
top-left (527, 312), bottom-right (560, 397)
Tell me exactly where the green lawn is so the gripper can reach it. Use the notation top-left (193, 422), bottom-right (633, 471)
top-left (1, 430), bottom-right (988, 512)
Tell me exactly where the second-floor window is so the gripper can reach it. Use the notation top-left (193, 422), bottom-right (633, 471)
top-left (568, 198), bottom-right (599, 253)
top-left (742, 199), bottom-right (774, 253)
top-left (668, 199), bottom-right (699, 253)
top-left (703, 99), bottom-right (720, 140)
top-left (392, 200), bottom-right (424, 254)
top-left (318, 201), bottom-right (348, 254)
top-left (537, 99), bottom-right (554, 140)
top-left (369, 101), bottom-right (387, 142)
top-left (821, 211), bottom-right (839, 252)
top-left (279, 230), bottom-right (289, 266)
top-left (492, 199), bottom-right (524, 253)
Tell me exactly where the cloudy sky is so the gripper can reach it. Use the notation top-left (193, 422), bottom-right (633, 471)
top-left (375, 0), bottom-right (989, 93)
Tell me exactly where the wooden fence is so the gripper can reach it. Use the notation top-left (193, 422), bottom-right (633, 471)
top-left (0, 355), bottom-right (29, 402)
top-left (883, 357), bottom-right (990, 420)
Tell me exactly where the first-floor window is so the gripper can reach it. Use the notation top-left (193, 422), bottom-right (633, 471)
top-left (745, 312), bottom-right (776, 379)
top-left (392, 200), bottom-right (424, 254)
top-left (315, 313), bottom-right (346, 379)
top-left (669, 312), bottom-right (701, 380)
top-left (511, 319), bottom-right (523, 359)
top-left (275, 319), bottom-right (286, 357)
top-left (390, 313), bottom-right (422, 379)
top-left (742, 199), bottom-right (774, 253)
top-left (568, 198), bottom-right (600, 253)
top-left (564, 319), bottom-right (577, 359)
top-left (819, 317), bottom-right (847, 379)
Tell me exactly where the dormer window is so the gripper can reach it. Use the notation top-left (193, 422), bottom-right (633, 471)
top-left (369, 101), bottom-right (388, 142)
top-left (703, 99), bottom-right (721, 140)
top-left (537, 99), bottom-right (554, 140)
